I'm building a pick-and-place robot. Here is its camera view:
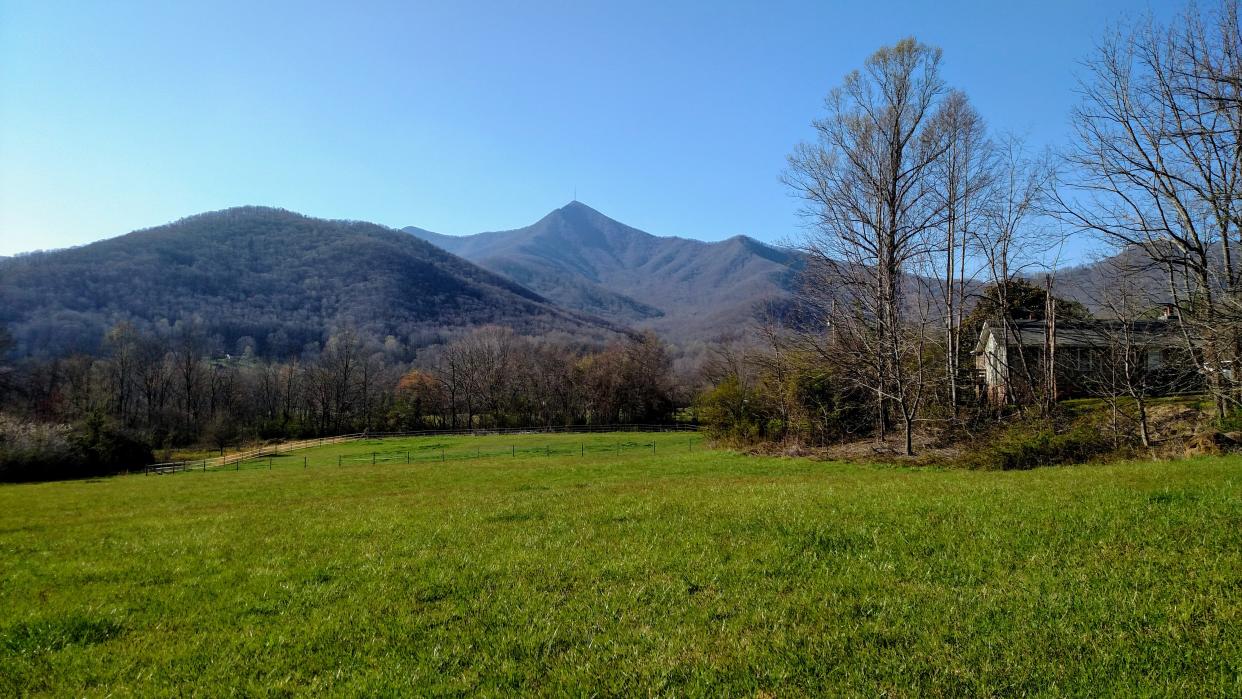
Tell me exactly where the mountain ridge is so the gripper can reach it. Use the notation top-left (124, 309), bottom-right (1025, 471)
top-left (0, 206), bottom-right (623, 358)
top-left (404, 202), bottom-right (802, 340)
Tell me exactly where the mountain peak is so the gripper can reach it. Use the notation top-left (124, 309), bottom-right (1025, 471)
top-left (559, 199), bottom-right (596, 212)
top-left (551, 200), bottom-right (607, 220)
top-left (402, 202), bottom-right (806, 342)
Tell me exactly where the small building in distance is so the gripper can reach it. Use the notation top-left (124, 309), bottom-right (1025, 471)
top-left (972, 310), bottom-right (1198, 405)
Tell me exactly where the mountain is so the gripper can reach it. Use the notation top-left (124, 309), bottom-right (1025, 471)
top-left (1054, 245), bottom-right (1184, 315)
top-left (0, 207), bottom-right (621, 358)
top-left (405, 202), bottom-right (803, 342)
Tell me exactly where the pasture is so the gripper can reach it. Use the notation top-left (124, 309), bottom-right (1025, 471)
top-left (1, 432), bottom-right (1239, 696)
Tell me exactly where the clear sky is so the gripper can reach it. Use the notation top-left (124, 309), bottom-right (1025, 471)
top-left (0, 0), bottom-right (1180, 258)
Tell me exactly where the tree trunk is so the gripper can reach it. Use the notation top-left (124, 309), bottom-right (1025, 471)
top-left (903, 415), bottom-right (914, 457)
top-left (1137, 397), bottom-right (1151, 449)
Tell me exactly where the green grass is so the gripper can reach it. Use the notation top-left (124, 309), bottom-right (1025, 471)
top-left (219, 431), bottom-right (702, 471)
top-left (1, 432), bottom-right (1239, 696)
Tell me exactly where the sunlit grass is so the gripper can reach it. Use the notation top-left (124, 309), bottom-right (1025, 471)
top-left (1, 432), bottom-right (1239, 695)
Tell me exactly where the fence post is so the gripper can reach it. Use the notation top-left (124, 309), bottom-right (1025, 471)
top-left (338, 455), bottom-right (341, 467)
top-left (581, 443), bottom-right (584, 457)
top-left (269, 457), bottom-right (272, 470)
top-left (512, 445), bottom-right (515, 457)
top-left (406, 451), bottom-right (410, 464)
top-left (652, 442), bottom-right (656, 455)
top-left (441, 448), bottom-right (445, 462)
top-left (546, 445), bottom-right (550, 457)
top-left (203, 459), bottom-right (207, 472)
top-left (304, 457), bottom-right (307, 469)
top-left (372, 452), bottom-right (376, 465)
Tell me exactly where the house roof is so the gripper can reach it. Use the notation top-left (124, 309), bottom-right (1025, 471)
top-left (973, 319), bottom-right (1187, 354)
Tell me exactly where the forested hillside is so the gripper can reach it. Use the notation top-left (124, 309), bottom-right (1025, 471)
top-left (0, 207), bottom-right (620, 358)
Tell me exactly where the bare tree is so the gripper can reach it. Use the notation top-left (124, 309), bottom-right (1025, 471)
top-left (1076, 257), bottom-right (1198, 449)
top-left (751, 320), bottom-right (797, 439)
top-left (173, 322), bottom-right (209, 435)
top-left (394, 368), bottom-right (444, 429)
top-left (104, 322), bottom-right (143, 424)
top-left (134, 334), bottom-right (173, 429)
top-left (930, 90), bottom-right (993, 417)
top-left (974, 135), bottom-right (1059, 410)
top-left (785, 38), bottom-right (950, 455)
top-left (1056, 0), bottom-right (1242, 418)
top-left (1092, 277), bottom-right (1156, 448)
top-left (311, 329), bottom-right (362, 433)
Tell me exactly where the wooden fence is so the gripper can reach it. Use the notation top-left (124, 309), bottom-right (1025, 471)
top-left (145, 423), bottom-right (700, 474)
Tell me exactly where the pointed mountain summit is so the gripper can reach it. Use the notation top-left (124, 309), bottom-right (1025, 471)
top-left (405, 203), bottom-right (802, 341)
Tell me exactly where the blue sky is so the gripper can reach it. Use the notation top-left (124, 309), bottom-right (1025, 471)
top-left (0, 0), bottom-right (1179, 258)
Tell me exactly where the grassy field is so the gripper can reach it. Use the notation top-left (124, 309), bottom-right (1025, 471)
top-left (1, 432), bottom-right (1239, 696)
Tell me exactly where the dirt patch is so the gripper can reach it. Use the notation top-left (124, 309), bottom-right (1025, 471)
top-left (734, 431), bottom-right (961, 465)
top-left (1144, 403), bottom-right (1208, 443)
top-left (1183, 431), bottom-right (1239, 458)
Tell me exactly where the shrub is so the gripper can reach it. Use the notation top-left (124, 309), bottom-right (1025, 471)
top-left (73, 414), bottom-right (153, 474)
top-left (974, 425), bottom-right (1114, 470)
top-left (0, 416), bottom-right (79, 482)
top-left (695, 376), bottom-right (771, 444)
top-left (0, 413), bottom-right (152, 482)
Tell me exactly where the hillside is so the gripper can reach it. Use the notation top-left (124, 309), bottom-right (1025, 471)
top-left (405, 202), bottom-right (802, 342)
top-left (0, 207), bottom-right (620, 358)
top-left (1053, 246), bottom-right (1180, 315)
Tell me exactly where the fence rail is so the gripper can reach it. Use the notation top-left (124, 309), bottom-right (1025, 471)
top-left (145, 423), bottom-right (700, 475)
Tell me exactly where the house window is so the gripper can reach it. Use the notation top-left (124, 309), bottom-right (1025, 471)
top-left (1147, 349), bottom-right (1161, 370)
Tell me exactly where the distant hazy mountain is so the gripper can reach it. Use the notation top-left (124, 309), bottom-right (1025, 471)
top-left (0, 207), bottom-right (619, 358)
top-left (1053, 245), bottom-right (1182, 315)
top-left (405, 202), bottom-right (802, 342)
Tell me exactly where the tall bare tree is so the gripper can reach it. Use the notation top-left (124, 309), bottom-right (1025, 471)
top-left (1056, 0), bottom-right (1242, 418)
top-left (930, 90), bottom-right (993, 415)
top-left (172, 322), bottom-right (209, 435)
top-left (311, 329), bottom-right (362, 433)
top-left (785, 38), bottom-right (950, 455)
top-left (975, 135), bottom-right (1058, 410)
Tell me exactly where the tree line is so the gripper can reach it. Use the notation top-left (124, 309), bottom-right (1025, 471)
top-left (0, 323), bottom-right (678, 481)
